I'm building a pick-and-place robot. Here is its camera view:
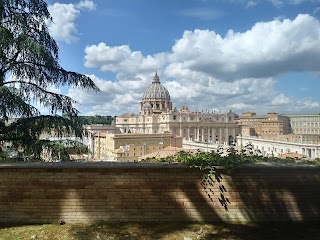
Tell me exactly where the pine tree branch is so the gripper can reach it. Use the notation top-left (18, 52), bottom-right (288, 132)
top-left (0, 85), bottom-right (39, 120)
top-left (3, 80), bottom-right (79, 115)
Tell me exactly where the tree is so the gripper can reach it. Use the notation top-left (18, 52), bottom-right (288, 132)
top-left (0, 0), bottom-right (99, 160)
top-left (78, 115), bottom-right (113, 125)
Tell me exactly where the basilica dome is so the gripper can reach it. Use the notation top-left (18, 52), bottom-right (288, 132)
top-left (140, 73), bottom-right (172, 114)
top-left (142, 73), bottom-right (171, 101)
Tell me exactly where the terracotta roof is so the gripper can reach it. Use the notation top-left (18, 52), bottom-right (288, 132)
top-left (113, 148), bottom-right (125, 154)
top-left (139, 146), bottom-right (196, 160)
top-left (69, 154), bottom-right (88, 160)
top-left (278, 152), bottom-right (306, 159)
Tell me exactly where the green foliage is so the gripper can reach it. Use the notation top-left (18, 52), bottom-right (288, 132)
top-left (0, 0), bottom-right (99, 161)
top-left (78, 115), bottom-right (113, 125)
top-left (149, 147), bottom-right (319, 172)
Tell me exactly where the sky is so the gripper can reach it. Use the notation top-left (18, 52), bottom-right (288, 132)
top-left (44, 0), bottom-right (320, 116)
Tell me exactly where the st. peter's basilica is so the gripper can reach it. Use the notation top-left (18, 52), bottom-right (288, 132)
top-left (116, 73), bottom-right (239, 145)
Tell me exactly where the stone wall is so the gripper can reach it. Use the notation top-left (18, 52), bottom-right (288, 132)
top-left (0, 162), bottom-right (319, 224)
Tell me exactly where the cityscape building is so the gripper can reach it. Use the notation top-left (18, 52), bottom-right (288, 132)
top-left (285, 114), bottom-right (320, 135)
top-left (93, 133), bottom-right (182, 161)
top-left (237, 136), bottom-right (320, 159)
top-left (116, 73), bottom-right (240, 145)
top-left (236, 112), bottom-right (291, 138)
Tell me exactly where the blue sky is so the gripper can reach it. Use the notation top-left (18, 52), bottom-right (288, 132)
top-left (45, 0), bottom-right (320, 116)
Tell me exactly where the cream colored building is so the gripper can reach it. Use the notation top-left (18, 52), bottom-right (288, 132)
top-left (285, 114), bottom-right (320, 135)
top-left (116, 73), bottom-right (239, 145)
top-left (237, 112), bottom-right (292, 138)
top-left (237, 136), bottom-right (320, 159)
top-left (93, 133), bottom-right (182, 161)
top-left (237, 112), bottom-right (320, 144)
top-left (268, 133), bottom-right (320, 145)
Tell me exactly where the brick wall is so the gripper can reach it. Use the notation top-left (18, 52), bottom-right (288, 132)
top-left (0, 162), bottom-right (319, 224)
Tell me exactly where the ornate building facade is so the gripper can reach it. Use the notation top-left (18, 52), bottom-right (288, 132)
top-left (116, 73), bottom-right (239, 145)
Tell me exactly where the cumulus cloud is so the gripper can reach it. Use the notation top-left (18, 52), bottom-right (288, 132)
top-left (85, 14), bottom-right (320, 81)
top-left (68, 74), bottom-right (149, 115)
top-left (246, 0), bottom-right (259, 7)
top-left (242, 0), bottom-right (319, 7)
top-left (84, 43), bottom-right (166, 76)
top-left (169, 14), bottom-right (320, 80)
top-left (269, 0), bottom-right (284, 7)
top-left (77, 0), bottom-right (96, 10)
top-left (77, 14), bottom-right (320, 115)
top-left (271, 93), bottom-right (292, 105)
top-left (47, 0), bottom-right (96, 43)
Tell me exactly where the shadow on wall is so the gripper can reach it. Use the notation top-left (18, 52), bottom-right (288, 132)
top-left (0, 163), bottom-right (319, 234)
top-left (230, 165), bottom-right (320, 223)
top-left (0, 164), bottom-right (225, 224)
top-left (58, 165), bottom-right (225, 223)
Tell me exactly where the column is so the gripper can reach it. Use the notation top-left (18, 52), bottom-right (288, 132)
top-left (219, 128), bottom-right (223, 144)
top-left (201, 128), bottom-right (204, 142)
top-left (197, 128), bottom-right (199, 142)
top-left (212, 128), bottom-right (216, 144)
top-left (225, 127), bottom-right (229, 145)
top-left (88, 131), bottom-right (95, 158)
top-left (97, 132), bottom-right (100, 160)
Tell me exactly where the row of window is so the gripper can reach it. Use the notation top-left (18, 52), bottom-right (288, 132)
top-left (118, 116), bottom-right (231, 123)
top-left (291, 122), bottom-right (320, 127)
top-left (290, 117), bottom-right (320, 122)
top-left (117, 140), bottom-right (169, 148)
top-left (293, 129), bottom-right (320, 134)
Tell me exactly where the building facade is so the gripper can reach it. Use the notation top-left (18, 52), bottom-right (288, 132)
top-left (93, 133), bottom-right (182, 161)
top-left (116, 73), bottom-right (240, 145)
top-left (237, 112), bottom-right (291, 138)
top-left (285, 114), bottom-right (320, 135)
top-left (237, 136), bottom-right (320, 159)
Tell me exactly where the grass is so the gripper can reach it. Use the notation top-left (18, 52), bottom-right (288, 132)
top-left (0, 222), bottom-right (319, 240)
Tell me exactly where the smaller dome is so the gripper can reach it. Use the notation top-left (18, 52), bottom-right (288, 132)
top-left (180, 102), bottom-right (190, 112)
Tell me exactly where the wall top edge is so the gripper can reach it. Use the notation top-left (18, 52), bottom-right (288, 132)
top-left (0, 162), bottom-right (318, 170)
top-left (0, 162), bottom-right (190, 169)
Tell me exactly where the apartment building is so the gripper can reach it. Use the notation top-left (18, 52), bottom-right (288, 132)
top-left (285, 114), bottom-right (320, 135)
top-left (237, 112), bottom-right (291, 138)
top-left (93, 133), bottom-right (182, 161)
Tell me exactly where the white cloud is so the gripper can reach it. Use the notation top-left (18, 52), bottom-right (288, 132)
top-left (216, 0), bottom-right (320, 7)
top-left (47, 0), bottom-right (96, 43)
top-left (246, 0), bottom-right (259, 7)
top-left (77, 14), bottom-right (320, 115)
top-left (169, 14), bottom-right (320, 80)
top-left (269, 0), bottom-right (284, 7)
top-left (289, 0), bottom-right (319, 4)
top-left (77, 0), bottom-right (96, 10)
top-left (271, 93), bottom-right (292, 105)
top-left (68, 74), bottom-right (147, 115)
top-left (84, 43), bottom-right (166, 76)
top-left (267, 93), bottom-right (320, 113)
